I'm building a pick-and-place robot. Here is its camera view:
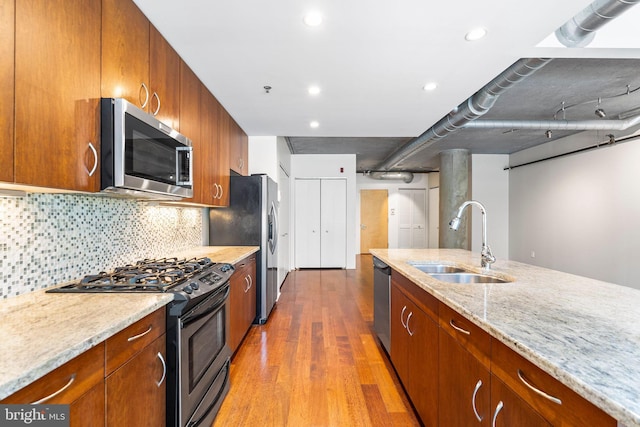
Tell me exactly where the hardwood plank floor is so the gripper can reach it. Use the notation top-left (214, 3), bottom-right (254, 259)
top-left (213, 255), bottom-right (420, 426)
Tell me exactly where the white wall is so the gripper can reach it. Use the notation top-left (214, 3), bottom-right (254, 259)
top-left (509, 132), bottom-right (640, 290)
top-left (355, 173), bottom-right (431, 252)
top-left (470, 155), bottom-right (510, 260)
top-left (291, 154), bottom-right (357, 269)
top-left (248, 136), bottom-right (279, 180)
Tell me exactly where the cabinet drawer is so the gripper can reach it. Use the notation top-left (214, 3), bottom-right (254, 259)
top-left (235, 254), bottom-right (256, 272)
top-left (491, 340), bottom-right (615, 427)
top-left (106, 308), bottom-right (166, 375)
top-left (391, 270), bottom-right (438, 321)
top-left (1, 343), bottom-right (104, 405)
top-left (439, 302), bottom-right (491, 369)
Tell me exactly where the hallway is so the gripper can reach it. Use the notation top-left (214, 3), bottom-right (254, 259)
top-left (213, 255), bottom-right (420, 426)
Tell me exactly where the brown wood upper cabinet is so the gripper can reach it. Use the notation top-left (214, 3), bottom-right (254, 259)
top-left (102, 0), bottom-right (180, 128)
top-left (229, 118), bottom-right (248, 176)
top-left (14, 0), bottom-right (101, 191)
top-left (0, 0), bottom-right (14, 184)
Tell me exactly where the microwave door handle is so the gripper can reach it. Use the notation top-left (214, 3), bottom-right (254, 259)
top-left (175, 146), bottom-right (193, 186)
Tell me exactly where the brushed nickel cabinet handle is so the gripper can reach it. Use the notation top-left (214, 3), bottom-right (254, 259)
top-left (450, 318), bottom-right (471, 335)
top-left (472, 379), bottom-right (483, 422)
top-left (156, 352), bottom-right (166, 387)
top-left (248, 275), bottom-right (252, 289)
top-left (219, 185), bottom-right (224, 200)
top-left (127, 325), bottom-right (152, 342)
top-left (239, 158), bottom-right (244, 170)
top-left (400, 306), bottom-right (408, 328)
top-left (151, 92), bottom-right (160, 116)
top-left (406, 312), bottom-right (414, 336)
top-left (31, 373), bottom-right (76, 404)
top-left (87, 142), bottom-right (98, 177)
top-left (140, 82), bottom-right (149, 109)
top-left (491, 401), bottom-right (503, 427)
top-left (244, 276), bottom-right (250, 292)
top-left (517, 369), bottom-right (562, 405)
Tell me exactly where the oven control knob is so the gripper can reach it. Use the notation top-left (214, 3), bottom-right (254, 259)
top-left (183, 284), bottom-right (193, 294)
top-left (191, 282), bottom-right (200, 290)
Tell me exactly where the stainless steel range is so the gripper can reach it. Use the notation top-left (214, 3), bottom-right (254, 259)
top-left (48, 257), bottom-right (234, 427)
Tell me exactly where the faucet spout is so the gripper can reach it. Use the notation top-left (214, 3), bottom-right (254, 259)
top-left (449, 200), bottom-right (496, 270)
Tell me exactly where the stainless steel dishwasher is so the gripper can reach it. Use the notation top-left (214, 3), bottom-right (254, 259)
top-left (373, 256), bottom-right (391, 353)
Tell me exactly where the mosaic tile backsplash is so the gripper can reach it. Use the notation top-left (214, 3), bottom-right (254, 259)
top-left (0, 193), bottom-right (203, 298)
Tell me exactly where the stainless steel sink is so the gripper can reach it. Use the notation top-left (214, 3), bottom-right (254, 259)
top-left (408, 262), bottom-right (467, 274)
top-left (428, 272), bottom-right (511, 284)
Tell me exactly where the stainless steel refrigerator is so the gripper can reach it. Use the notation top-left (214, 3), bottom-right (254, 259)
top-left (209, 174), bottom-right (278, 324)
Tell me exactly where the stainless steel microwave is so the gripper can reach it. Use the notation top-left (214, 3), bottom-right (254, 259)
top-left (100, 98), bottom-right (193, 200)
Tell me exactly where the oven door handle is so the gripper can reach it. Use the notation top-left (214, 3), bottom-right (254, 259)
top-left (180, 284), bottom-right (230, 326)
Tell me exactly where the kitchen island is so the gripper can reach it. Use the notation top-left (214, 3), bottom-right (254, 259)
top-left (0, 245), bottom-right (258, 401)
top-left (371, 248), bottom-right (640, 427)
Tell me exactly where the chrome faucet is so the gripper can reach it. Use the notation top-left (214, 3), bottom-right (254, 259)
top-left (449, 200), bottom-right (496, 270)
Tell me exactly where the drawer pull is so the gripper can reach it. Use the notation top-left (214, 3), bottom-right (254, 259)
top-left (401, 306), bottom-right (408, 328)
top-left (31, 373), bottom-right (76, 404)
top-left (406, 312), bottom-right (414, 336)
top-left (450, 318), bottom-right (471, 335)
top-left (156, 352), bottom-right (166, 387)
top-left (491, 401), bottom-right (503, 427)
top-left (127, 325), bottom-right (153, 342)
top-left (517, 369), bottom-right (562, 405)
top-left (472, 379), bottom-right (483, 422)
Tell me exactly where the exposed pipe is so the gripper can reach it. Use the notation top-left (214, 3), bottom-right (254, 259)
top-left (374, 0), bottom-right (639, 172)
top-left (367, 171), bottom-right (414, 183)
top-left (375, 58), bottom-right (551, 171)
top-left (555, 0), bottom-right (640, 48)
top-left (463, 114), bottom-right (640, 131)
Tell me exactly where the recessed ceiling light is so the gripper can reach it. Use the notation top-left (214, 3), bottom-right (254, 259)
top-left (423, 82), bottom-right (438, 91)
top-left (308, 85), bottom-right (321, 95)
top-left (310, 121), bottom-right (320, 128)
top-left (303, 12), bottom-right (323, 27)
top-left (465, 27), bottom-right (487, 41)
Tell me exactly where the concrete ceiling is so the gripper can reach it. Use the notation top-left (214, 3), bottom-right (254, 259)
top-left (133, 0), bottom-right (640, 172)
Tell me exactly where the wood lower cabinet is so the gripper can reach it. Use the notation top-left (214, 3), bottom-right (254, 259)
top-left (490, 376), bottom-right (551, 427)
top-left (0, 343), bottom-right (106, 426)
top-left (106, 334), bottom-right (166, 426)
top-left (229, 254), bottom-right (257, 354)
top-left (0, 0), bottom-right (13, 183)
top-left (438, 328), bottom-right (491, 426)
top-left (390, 273), bottom-right (438, 426)
top-left (14, 0), bottom-right (101, 191)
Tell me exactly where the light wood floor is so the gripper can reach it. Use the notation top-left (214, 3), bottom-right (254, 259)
top-left (213, 255), bottom-right (420, 426)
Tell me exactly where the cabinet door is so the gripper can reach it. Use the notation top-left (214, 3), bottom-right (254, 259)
top-left (149, 25), bottom-right (180, 129)
top-left (490, 376), bottom-right (551, 427)
top-left (216, 106), bottom-right (231, 206)
top-left (294, 179), bottom-right (321, 268)
top-left (439, 328), bottom-right (490, 426)
top-left (178, 62), bottom-right (202, 204)
top-left (200, 89), bottom-right (220, 206)
top-left (106, 334), bottom-right (166, 427)
top-left (70, 383), bottom-right (105, 427)
top-left (320, 179), bottom-right (347, 268)
top-left (0, 0), bottom-right (13, 183)
top-left (15, 0), bottom-right (101, 191)
top-left (229, 118), bottom-right (248, 176)
top-left (228, 265), bottom-right (247, 353)
top-left (102, 0), bottom-right (150, 109)
top-left (405, 296), bottom-right (438, 426)
top-left (390, 284), bottom-right (410, 383)
top-left (243, 256), bottom-right (257, 328)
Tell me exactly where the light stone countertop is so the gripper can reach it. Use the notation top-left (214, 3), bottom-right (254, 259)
top-left (0, 245), bottom-right (258, 401)
top-left (370, 248), bottom-right (640, 427)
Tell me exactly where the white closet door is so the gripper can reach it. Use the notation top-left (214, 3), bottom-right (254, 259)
top-left (320, 179), bottom-right (347, 268)
top-left (398, 189), bottom-right (427, 248)
top-left (294, 179), bottom-right (321, 268)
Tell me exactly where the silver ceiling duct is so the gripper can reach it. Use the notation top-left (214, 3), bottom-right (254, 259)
top-left (367, 171), bottom-right (414, 183)
top-left (463, 114), bottom-right (640, 131)
top-left (375, 58), bottom-right (551, 171)
top-left (555, 0), bottom-right (640, 47)
top-left (375, 0), bottom-right (638, 172)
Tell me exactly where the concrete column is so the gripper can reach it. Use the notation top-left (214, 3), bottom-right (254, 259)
top-left (439, 149), bottom-right (470, 249)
